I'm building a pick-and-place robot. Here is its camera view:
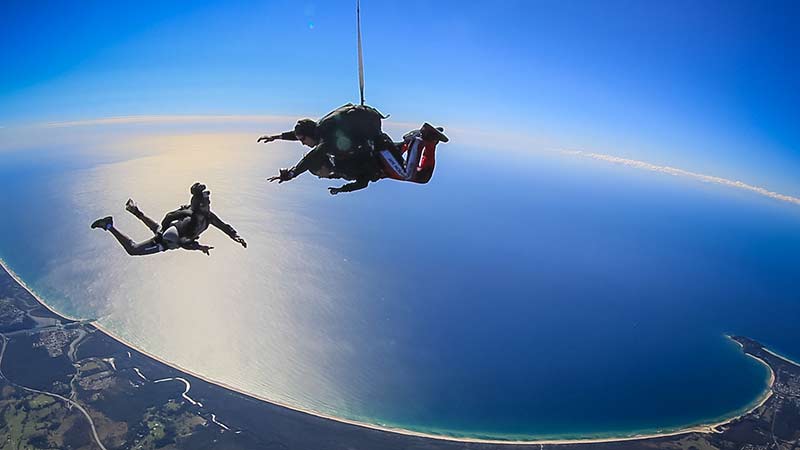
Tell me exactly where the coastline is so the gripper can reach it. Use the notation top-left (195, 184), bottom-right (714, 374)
top-left (0, 257), bottom-right (781, 445)
top-left (763, 347), bottom-right (800, 368)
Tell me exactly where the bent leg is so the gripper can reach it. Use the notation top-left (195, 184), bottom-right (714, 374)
top-left (126, 200), bottom-right (160, 233)
top-left (378, 136), bottom-right (424, 181)
top-left (411, 140), bottom-right (439, 184)
top-left (108, 227), bottom-right (164, 256)
top-left (379, 135), bottom-right (441, 184)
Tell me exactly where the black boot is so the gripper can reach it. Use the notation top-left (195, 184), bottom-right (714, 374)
top-left (90, 216), bottom-right (113, 230)
top-left (421, 123), bottom-right (449, 143)
top-left (125, 198), bottom-right (140, 215)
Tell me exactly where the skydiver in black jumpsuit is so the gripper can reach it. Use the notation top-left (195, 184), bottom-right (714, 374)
top-left (90, 183), bottom-right (246, 256)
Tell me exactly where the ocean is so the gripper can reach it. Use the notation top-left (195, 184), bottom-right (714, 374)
top-left (0, 122), bottom-right (798, 439)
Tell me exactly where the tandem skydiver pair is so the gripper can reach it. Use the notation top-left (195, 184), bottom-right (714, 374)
top-left (257, 103), bottom-right (449, 194)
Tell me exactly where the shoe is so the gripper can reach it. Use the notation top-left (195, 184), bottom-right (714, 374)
top-left (91, 216), bottom-right (113, 230)
top-left (421, 123), bottom-right (449, 143)
top-left (125, 198), bottom-right (137, 213)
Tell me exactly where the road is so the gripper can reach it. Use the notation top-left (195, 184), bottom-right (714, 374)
top-left (0, 332), bottom-right (109, 450)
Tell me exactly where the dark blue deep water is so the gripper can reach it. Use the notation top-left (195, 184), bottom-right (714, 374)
top-left (0, 129), bottom-right (798, 440)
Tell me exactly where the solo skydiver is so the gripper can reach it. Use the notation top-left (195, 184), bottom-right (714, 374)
top-left (257, 103), bottom-right (449, 194)
top-left (90, 183), bottom-right (247, 256)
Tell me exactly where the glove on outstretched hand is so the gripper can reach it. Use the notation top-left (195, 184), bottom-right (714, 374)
top-left (267, 169), bottom-right (294, 183)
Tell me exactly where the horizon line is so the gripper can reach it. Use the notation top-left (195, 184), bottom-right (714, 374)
top-left (4, 114), bottom-right (799, 208)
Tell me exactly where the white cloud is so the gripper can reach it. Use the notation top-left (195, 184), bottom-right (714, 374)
top-left (40, 114), bottom-right (298, 128)
top-left (562, 150), bottom-right (800, 206)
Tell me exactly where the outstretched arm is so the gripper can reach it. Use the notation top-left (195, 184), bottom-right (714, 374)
top-left (329, 178), bottom-right (370, 195)
top-left (209, 212), bottom-right (247, 248)
top-left (257, 131), bottom-right (297, 144)
top-left (268, 146), bottom-right (325, 183)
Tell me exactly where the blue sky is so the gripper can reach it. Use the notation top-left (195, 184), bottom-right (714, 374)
top-left (1, 0), bottom-right (799, 193)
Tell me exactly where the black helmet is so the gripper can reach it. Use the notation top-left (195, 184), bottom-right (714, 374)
top-left (190, 182), bottom-right (207, 196)
top-left (190, 182), bottom-right (211, 210)
top-left (294, 119), bottom-right (317, 139)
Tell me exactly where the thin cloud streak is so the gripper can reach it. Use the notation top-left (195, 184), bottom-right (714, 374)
top-left (17, 114), bottom-right (425, 132)
top-left (40, 115), bottom-right (299, 128)
top-left (562, 150), bottom-right (800, 206)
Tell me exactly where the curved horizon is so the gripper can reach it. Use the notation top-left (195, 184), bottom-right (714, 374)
top-left (3, 114), bottom-right (800, 208)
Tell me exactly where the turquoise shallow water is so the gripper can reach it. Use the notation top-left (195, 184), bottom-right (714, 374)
top-left (1, 124), bottom-right (799, 440)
